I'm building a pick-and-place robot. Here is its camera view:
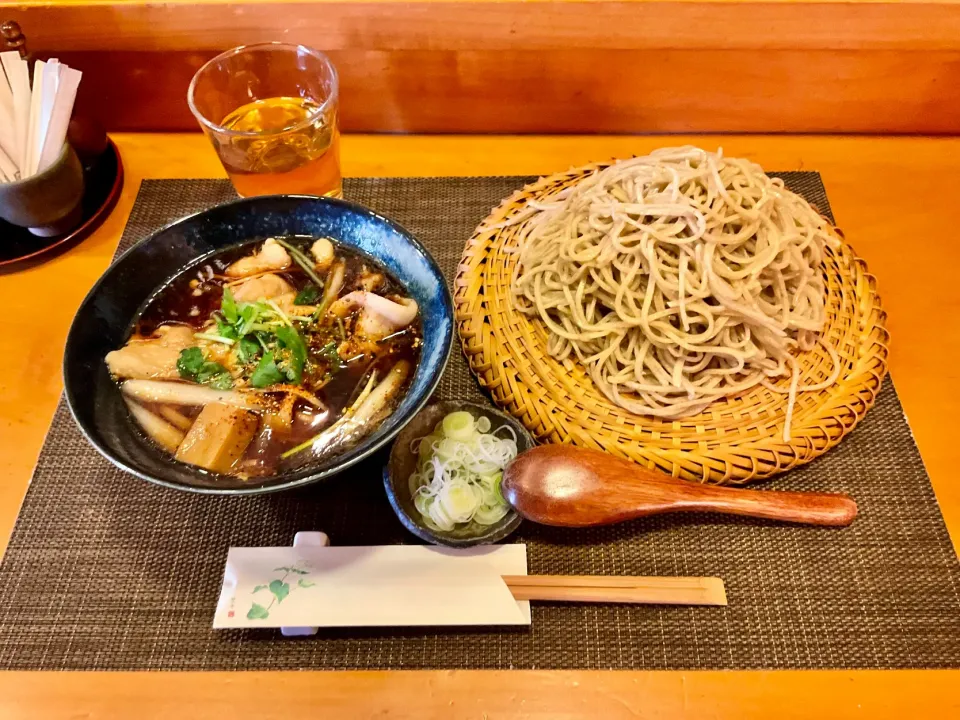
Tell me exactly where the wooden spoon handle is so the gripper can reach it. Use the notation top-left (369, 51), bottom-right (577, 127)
top-left (675, 484), bottom-right (858, 526)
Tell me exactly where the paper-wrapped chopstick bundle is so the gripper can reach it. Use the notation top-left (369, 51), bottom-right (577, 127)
top-left (0, 52), bottom-right (81, 184)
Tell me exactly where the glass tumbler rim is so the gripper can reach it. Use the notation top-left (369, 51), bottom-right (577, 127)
top-left (187, 42), bottom-right (339, 140)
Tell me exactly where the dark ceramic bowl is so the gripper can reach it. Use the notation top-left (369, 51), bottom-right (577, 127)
top-left (384, 401), bottom-right (534, 547)
top-left (64, 195), bottom-right (453, 494)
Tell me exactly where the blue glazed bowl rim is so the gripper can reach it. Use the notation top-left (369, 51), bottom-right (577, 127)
top-left (63, 193), bottom-right (454, 495)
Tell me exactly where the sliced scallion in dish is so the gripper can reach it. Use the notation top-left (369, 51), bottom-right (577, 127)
top-left (408, 411), bottom-right (517, 532)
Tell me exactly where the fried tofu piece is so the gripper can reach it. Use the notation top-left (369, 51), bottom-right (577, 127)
top-left (175, 402), bottom-right (258, 474)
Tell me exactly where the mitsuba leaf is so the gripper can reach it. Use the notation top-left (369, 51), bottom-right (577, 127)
top-left (236, 335), bottom-right (261, 364)
top-left (277, 355), bottom-right (302, 385)
top-left (250, 352), bottom-right (284, 388)
top-left (196, 361), bottom-right (233, 389)
top-left (294, 284), bottom-right (321, 306)
top-left (221, 287), bottom-right (238, 324)
top-left (319, 342), bottom-right (345, 372)
top-left (274, 326), bottom-right (307, 384)
top-left (236, 304), bottom-right (260, 337)
top-left (179, 348), bottom-right (233, 389)
top-left (215, 317), bottom-right (239, 341)
top-left (204, 370), bottom-right (234, 390)
top-left (275, 326), bottom-right (307, 365)
top-left (176, 347), bottom-right (205, 378)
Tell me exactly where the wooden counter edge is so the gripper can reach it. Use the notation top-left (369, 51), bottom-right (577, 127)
top-left (0, 669), bottom-right (957, 719)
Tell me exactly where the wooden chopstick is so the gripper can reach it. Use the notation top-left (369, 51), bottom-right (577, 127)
top-left (502, 575), bottom-right (727, 606)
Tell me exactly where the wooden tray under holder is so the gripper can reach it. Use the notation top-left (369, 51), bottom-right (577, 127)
top-left (455, 161), bottom-right (889, 485)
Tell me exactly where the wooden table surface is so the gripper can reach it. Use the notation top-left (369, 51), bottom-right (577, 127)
top-left (1, 133), bottom-right (958, 718)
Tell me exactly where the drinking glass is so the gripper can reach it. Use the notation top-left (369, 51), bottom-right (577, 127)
top-left (188, 43), bottom-right (341, 198)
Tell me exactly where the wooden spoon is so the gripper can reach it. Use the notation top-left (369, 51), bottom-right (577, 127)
top-left (502, 445), bottom-right (857, 527)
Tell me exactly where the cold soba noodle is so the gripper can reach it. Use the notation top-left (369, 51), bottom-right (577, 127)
top-left (105, 237), bottom-right (421, 478)
top-left (509, 147), bottom-right (841, 440)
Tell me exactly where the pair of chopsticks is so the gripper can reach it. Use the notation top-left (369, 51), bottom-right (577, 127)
top-left (502, 575), bottom-right (727, 606)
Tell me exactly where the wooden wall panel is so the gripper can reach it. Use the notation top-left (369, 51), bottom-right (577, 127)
top-left (10, 1), bottom-right (960, 52)
top-left (59, 49), bottom-right (960, 134)
top-left (7, 1), bottom-right (960, 133)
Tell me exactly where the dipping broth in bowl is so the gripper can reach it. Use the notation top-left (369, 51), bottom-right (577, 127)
top-left (106, 236), bottom-right (421, 479)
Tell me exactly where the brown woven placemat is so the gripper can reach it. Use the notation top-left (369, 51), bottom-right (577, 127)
top-left (0, 176), bottom-right (957, 671)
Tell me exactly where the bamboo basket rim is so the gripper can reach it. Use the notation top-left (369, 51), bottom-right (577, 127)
top-left (453, 160), bottom-right (889, 485)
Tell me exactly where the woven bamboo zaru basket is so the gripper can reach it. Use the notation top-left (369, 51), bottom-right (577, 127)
top-left (454, 161), bottom-right (890, 485)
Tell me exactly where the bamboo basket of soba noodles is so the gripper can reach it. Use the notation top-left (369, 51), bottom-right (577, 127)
top-left (455, 146), bottom-right (888, 485)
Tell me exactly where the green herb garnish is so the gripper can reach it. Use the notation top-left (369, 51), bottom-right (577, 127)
top-left (318, 341), bottom-right (345, 373)
top-left (177, 347), bottom-right (205, 377)
top-left (274, 325), bottom-right (307, 384)
top-left (250, 352), bottom-right (284, 388)
top-left (221, 287), bottom-right (238, 324)
top-left (236, 335), bottom-right (261, 364)
top-left (276, 326), bottom-right (306, 364)
top-left (177, 347), bottom-right (234, 389)
top-left (202, 371), bottom-right (235, 390)
top-left (212, 275), bottom-right (314, 389)
top-left (294, 283), bottom-right (321, 306)
top-left (236, 303), bottom-right (262, 337)
top-left (215, 316), bottom-right (239, 341)
top-left (273, 237), bottom-right (325, 287)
